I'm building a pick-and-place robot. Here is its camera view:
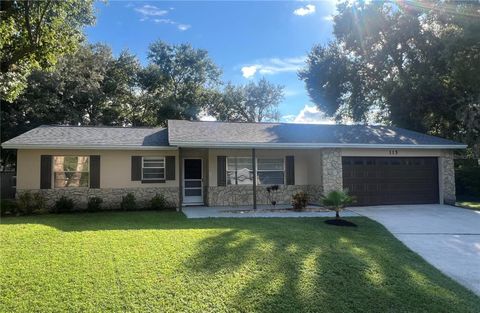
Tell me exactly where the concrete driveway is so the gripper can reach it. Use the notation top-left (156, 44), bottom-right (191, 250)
top-left (348, 204), bottom-right (480, 296)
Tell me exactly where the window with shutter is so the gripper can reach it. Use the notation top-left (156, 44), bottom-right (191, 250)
top-left (53, 156), bottom-right (90, 188)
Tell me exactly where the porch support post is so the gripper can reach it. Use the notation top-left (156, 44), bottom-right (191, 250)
top-left (178, 147), bottom-right (183, 211)
top-left (439, 151), bottom-right (456, 205)
top-left (321, 148), bottom-right (343, 194)
top-left (252, 148), bottom-right (257, 210)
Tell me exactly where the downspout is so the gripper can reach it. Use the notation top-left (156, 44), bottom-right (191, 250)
top-left (252, 148), bottom-right (257, 210)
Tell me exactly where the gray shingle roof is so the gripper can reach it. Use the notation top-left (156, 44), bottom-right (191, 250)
top-left (168, 120), bottom-right (466, 148)
top-left (2, 120), bottom-right (466, 149)
top-left (1, 125), bottom-right (169, 149)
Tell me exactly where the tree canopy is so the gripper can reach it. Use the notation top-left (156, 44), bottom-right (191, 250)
top-left (1, 44), bottom-right (140, 163)
top-left (0, 0), bottom-right (95, 102)
top-left (139, 41), bottom-right (222, 125)
top-left (299, 0), bottom-right (480, 155)
top-left (208, 78), bottom-right (284, 122)
top-left (1, 41), bottom-right (285, 164)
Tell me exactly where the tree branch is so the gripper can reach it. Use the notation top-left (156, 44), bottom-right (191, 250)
top-left (24, 0), bottom-right (34, 46)
top-left (36, 0), bottom-right (52, 45)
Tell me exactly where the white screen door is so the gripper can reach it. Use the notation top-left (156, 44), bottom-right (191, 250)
top-left (183, 159), bottom-right (203, 204)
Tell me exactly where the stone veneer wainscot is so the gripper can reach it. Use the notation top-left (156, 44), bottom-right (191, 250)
top-left (17, 187), bottom-right (180, 210)
top-left (207, 185), bottom-right (324, 206)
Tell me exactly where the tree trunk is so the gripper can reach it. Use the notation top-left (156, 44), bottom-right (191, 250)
top-left (336, 209), bottom-right (340, 219)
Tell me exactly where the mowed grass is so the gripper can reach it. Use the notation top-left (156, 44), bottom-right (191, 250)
top-left (1, 212), bottom-right (479, 313)
top-left (458, 201), bottom-right (480, 210)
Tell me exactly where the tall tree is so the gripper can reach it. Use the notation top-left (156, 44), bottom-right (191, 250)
top-left (142, 41), bottom-right (222, 125)
top-left (209, 78), bottom-right (284, 122)
top-left (299, 0), bottom-right (480, 155)
top-left (1, 44), bottom-right (140, 164)
top-left (0, 0), bottom-right (95, 102)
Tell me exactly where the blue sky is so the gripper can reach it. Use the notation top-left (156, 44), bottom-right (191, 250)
top-left (86, 1), bottom-right (338, 123)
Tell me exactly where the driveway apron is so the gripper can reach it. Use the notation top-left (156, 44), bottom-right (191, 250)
top-left (349, 204), bottom-right (480, 296)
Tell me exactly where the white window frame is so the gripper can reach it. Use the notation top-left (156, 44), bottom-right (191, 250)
top-left (226, 156), bottom-right (285, 185)
top-left (256, 157), bottom-right (285, 185)
top-left (142, 156), bottom-right (166, 180)
top-left (53, 156), bottom-right (90, 188)
top-left (226, 157), bottom-right (253, 185)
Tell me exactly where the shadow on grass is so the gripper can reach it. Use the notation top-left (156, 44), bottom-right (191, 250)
top-left (182, 219), bottom-right (480, 313)
top-left (2, 211), bottom-right (480, 312)
top-left (0, 210), bottom-right (359, 232)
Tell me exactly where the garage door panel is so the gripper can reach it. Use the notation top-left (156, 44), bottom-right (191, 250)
top-left (342, 157), bottom-right (439, 206)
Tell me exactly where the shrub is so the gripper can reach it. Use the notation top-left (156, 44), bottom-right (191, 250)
top-left (150, 194), bottom-right (174, 211)
top-left (1, 199), bottom-right (17, 216)
top-left (87, 197), bottom-right (103, 212)
top-left (17, 191), bottom-right (35, 215)
top-left (121, 193), bottom-right (136, 211)
top-left (321, 190), bottom-right (354, 219)
top-left (292, 192), bottom-right (309, 211)
top-left (33, 193), bottom-right (47, 213)
top-left (455, 166), bottom-right (480, 198)
top-left (54, 196), bottom-right (75, 214)
top-left (16, 192), bottom-right (47, 215)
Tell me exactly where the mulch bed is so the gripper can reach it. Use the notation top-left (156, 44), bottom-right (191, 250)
top-left (324, 219), bottom-right (358, 227)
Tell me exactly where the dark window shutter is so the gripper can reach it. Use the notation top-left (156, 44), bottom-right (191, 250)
top-left (217, 156), bottom-right (227, 186)
top-left (90, 155), bottom-right (100, 188)
top-left (286, 156), bottom-right (295, 185)
top-left (40, 155), bottom-right (52, 189)
top-left (131, 156), bottom-right (142, 181)
top-left (165, 156), bottom-right (175, 180)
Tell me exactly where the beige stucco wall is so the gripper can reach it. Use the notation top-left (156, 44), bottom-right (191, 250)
top-left (341, 148), bottom-right (449, 157)
top-left (306, 150), bottom-right (323, 185)
top-left (16, 147), bottom-right (458, 206)
top-left (16, 149), bottom-right (179, 190)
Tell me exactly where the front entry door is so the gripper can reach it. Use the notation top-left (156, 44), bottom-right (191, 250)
top-left (183, 159), bottom-right (203, 204)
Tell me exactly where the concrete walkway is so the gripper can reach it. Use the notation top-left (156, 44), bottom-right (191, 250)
top-left (182, 204), bottom-right (360, 219)
top-left (349, 204), bottom-right (480, 296)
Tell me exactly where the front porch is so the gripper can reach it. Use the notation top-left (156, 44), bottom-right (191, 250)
top-left (179, 147), bottom-right (342, 208)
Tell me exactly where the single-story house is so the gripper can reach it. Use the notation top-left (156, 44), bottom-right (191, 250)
top-left (1, 120), bottom-right (466, 209)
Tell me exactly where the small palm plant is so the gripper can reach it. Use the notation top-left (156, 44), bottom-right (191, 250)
top-left (321, 190), bottom-right (354, 219)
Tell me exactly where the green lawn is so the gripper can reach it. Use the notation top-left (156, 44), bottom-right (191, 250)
top-left (1, 212), bottom-right (479, 313)
top-left (457, 201), bottom-right (480, 210)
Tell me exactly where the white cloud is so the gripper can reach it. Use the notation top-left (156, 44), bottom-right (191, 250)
top-left (135, 4), bottom-right (168, 17)
top-left (177, 24), bottom-right (191, 31)
top-left (241, 66), bottom-right (259, 78)
top-left (293, 4), bottom-right (316, 16)
top-left (240, 56), bottom-right (306, 78)
top-left (323, 15), bottom-right (334, 21)
top-left (282, 104), bottom-right (335, 124)
top-left (133, 5), bottom-right (191, 31)
top-left (154, 18), bottom-right (175, 24)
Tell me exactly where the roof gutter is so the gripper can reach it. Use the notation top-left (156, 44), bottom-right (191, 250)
top-left (1, 142), bottom-right (468, 150)
top-left (169, 141), bottom-right (467, 150)
top-left (1, 144), bottom-right (178, 150)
